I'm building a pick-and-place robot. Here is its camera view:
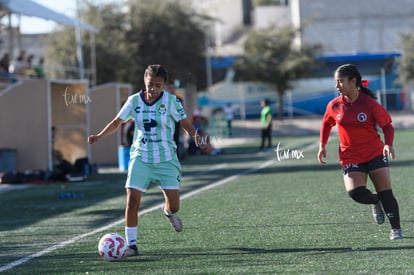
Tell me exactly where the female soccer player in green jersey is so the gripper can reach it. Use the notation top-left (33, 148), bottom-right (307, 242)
top-left (88, 64), bottom-right (213, 256)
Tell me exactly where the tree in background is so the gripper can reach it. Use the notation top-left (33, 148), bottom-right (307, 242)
top-left (124, 0), bottom-right (206, 89)
top-left (398, 33), bottom-right (414, 85)
top-left (233, 25), bottom-right (322, 120)
top-left (46, 0), bottom-right (207, 90)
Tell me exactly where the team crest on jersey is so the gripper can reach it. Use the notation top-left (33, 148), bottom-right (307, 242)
top-left (357, 112), bottom-right (367, 122)
top-left (158, 103), bottom-right (166, 114)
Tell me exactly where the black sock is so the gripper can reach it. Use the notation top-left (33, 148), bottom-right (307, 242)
top-left (378, 189), bottom-right (401, 229)
top-left (347, 186), bottom-right (379, 204)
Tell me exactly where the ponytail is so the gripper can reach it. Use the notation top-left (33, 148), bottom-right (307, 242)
top-left (358, 85), bottom-right (377, 99)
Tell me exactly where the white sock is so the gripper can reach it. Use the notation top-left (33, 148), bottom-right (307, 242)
top-left (163, 206), bottom-right (171, 216)
top-left (125, 226), bottom-right (138, 247)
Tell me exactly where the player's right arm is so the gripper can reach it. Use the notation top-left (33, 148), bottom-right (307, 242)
top-left (318, 104), bottom-right (335, 164)
top-left (88, 118), bottom-right (124, 144)
top-left (317, 143), bottom-right (327, 164)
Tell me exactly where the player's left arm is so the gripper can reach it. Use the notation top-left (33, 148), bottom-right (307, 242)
top-left (372, 102), bottom-right (395, 159)
top-left (382, 123), bottom-right (395, 160)
top-left (180, 118), bottom-right (213, 153)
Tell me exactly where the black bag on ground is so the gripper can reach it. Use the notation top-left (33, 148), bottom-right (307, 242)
top-left (67, 158), bottom-right (91, 182)
top-left (0, 171), bottom-right (24, 184)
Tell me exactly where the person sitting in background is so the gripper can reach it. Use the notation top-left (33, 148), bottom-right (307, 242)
top-left (188, 112), bottom-right (222, 156)
top-left (49, 150), bottom-right (73, 182)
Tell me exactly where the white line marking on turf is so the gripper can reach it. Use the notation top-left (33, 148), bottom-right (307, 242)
top-left (188, 163), bottom-right (228, 176)
top-left (0, 160), bottom-right (270, 273)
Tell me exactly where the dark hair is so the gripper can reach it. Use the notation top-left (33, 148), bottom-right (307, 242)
top-left (144, 64), bottom-right (168, 83)
top-left (335, 64), bottom-right (376, 99)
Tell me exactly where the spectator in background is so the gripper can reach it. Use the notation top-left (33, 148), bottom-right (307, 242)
top-left (189, 107), bottom-right (208, 154)
top-left (223, 102), bottom-right (234, 137)
top-left (191, 107), bottom-right (208, 129)
top-left (0, 53), bottom-right (10, 83)
top-left (0, 52), bottom-right (19, 84)
top-left (259, 98), bottom-right (273, 150)
top-left (25, 54), bottom-right (36, 77)
top-left (189, 108), bottom-right (222, 156)
top-left (188, 113), bottom-right (206, 155)
top-left (35, 57), bottom-right (45, 78)
top-left (0, 53), bottom-right (10, 74)
top-left (11, 50), bottom-right (27, 76)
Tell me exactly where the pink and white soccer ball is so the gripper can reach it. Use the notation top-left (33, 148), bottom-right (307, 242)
top-left (98, 232), bottom-right (127, 261)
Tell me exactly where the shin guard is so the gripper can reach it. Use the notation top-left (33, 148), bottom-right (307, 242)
top-left (347, 186), bottom-right (379, 204)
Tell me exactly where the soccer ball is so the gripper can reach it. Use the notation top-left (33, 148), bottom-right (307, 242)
top-left (98, 232), bottom-right (127, 261)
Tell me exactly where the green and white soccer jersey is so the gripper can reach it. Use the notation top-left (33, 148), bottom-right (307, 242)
top-left (117, 91), bottom-right (187, 163)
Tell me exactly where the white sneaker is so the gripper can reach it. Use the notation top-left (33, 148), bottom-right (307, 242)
top-left (163, 205), bottom-right (183, 232)
top-left (372, 202), bottom-right (385, 224)
top-left (390, 229), bottom-right (403, 240)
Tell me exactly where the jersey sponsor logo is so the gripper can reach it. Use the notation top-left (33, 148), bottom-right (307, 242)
top-left (141, 137), bottom-right (163, 144)
top-left (135, 106), bottom-right (157, 114)
top-left (143, 118), bottom-right (157, 131)
top-left (357, 112), bottom-right (367, 122)
top-left (158, 103), bottom-right (166, 114)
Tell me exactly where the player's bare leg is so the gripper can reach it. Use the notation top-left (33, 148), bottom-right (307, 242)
top-left (161, 189), bottom-right (183, 232)
top-left (124, 188), bottom-right (141, 256)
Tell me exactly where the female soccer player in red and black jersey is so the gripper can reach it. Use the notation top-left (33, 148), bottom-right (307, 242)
top-left (317, 64), bottom-right (402, 240)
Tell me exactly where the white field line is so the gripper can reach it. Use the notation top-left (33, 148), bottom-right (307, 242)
top-left (0, 162), bottom-right (263, 272)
